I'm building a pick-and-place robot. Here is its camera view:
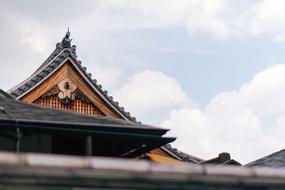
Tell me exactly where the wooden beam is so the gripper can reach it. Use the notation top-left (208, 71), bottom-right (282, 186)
top-left (15, 128), bottom-right (21, 153)
top-left (86, 136), bottom-right (92, 156)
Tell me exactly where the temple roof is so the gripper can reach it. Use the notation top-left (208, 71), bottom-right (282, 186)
top-left (8, 31), bottom-right (136, 122)
top-left (246, 149), bottom-right (285, 168)
top-left (6, 30), bottom-right (206, 162)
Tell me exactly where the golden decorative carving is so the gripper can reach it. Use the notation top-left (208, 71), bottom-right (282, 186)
top-left (57, 78), bottom-right (77, 104)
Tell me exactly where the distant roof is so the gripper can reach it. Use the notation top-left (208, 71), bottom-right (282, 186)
top-left (246, 149), bottom-right (285, 168)
top-left (201, 152), bottom-right (241, 166)
top-left (8, 31), bottom-right (136, 122)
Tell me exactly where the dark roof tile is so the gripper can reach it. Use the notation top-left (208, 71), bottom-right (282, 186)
top-left (163, 144), bottom-right (204, 163)
top-left (246, 149), bottom-right (285, 168)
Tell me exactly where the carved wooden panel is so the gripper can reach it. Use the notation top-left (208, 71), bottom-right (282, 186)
top-left (34, 94), bottom-right (104, 116)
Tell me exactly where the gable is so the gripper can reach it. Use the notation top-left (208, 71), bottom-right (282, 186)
top-left (21, 61), bottom-right (122, 118)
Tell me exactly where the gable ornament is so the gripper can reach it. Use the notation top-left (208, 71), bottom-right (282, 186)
top-left (58, 78), bottom-right (77, 104)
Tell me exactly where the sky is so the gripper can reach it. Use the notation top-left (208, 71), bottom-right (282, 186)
top-left (2, 0), bottom-right (285, 164)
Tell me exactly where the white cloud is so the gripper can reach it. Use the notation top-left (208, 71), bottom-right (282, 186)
top-left (162, 64), bottom-right (285, 164)
top-left (80, 0), bottom-right (239, 38)
top-left (3, 1), bottom-right (285, 52)
top-left (0, 10), bottom-right (52, 90)
top-left (184, 0), bottom-right (285, 40)
top-left (237, 0), bottom-right (285, 40)
top-left (114, 70), bottom-right (190, 117)
top-left (84, 56), bottom-right (124, 90)
top-left (185, 0), bottom-right (238, 39)
top-left (21, 20), bottom-right (49, 54)
top-left (92, 0), bottom-right (285, 40)
top-left (0, 10), bottom-right (50, 54)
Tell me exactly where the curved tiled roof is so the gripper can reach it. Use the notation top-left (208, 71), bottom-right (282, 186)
top-left (8, 35), bottom-right (136, 122)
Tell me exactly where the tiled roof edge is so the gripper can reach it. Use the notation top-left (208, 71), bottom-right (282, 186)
top-left (163, 144), bottom-right (204, 163)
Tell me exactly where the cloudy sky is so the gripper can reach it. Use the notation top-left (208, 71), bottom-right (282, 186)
top-left (2, 0), bottom-right (285, 164)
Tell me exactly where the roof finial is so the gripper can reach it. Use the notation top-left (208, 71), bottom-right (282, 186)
top-left (62, 27), bottom-right (72, 48)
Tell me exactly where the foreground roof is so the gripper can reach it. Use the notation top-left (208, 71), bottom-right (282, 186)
top-left (0, 90), bottom-right (161, 132)
top-left (1, 152), bottom-right (285, 189)
top-left (0, 89), bottom-right (175, 157)
top-left (8, 32), bottom-right (136, 122)
top-left (246, 149), bottom-right (285, 168)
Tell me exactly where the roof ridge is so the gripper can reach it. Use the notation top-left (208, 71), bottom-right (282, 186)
top-left (32, 29), bottom-right (75, 75)
top-left (31, 43), bottom-right (65, 75)
top-left (7, 47), bottom-right (67, 94)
